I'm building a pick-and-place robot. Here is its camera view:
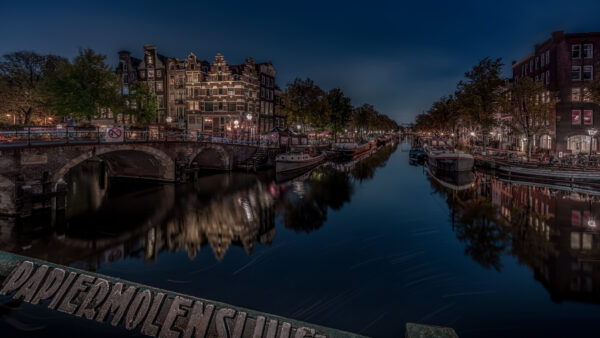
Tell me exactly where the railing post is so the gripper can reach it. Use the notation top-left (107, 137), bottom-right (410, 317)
top-left (97, 126), bottom-right (101, 144)
top-left (27, 127), bottom-right (31, 146)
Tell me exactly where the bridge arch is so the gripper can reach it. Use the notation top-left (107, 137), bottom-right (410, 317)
top-left (53, 144), bottom-right (175, 188)
top-left (190, 144), bottom-right (231, 170)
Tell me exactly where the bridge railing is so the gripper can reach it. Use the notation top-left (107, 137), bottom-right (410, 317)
top-left (0, 128), bottom-right (274, 148)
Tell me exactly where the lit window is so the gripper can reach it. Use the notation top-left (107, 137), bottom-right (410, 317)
top-left (572, 88), bottom-right (581, 101)
top-left (572, 66), bottom-right (581, 80)
top-left (156, 70), bottom-right (161, 77)
top-left (156, 82), bottom-right (163, 91)
top-left (584, 44), bottom-right (593, 58)
top-left (572, 45), bottom-right (581, 58)
top-left (148, 69), bottom-right (154, 78)
top-left (584, 66), bottom-right (593, 80)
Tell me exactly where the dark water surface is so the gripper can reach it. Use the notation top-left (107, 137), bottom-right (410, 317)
top-left (2, 140), bottom-right (600, 337)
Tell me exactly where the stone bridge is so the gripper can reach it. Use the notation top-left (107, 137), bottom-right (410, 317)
top-left (0, 141), bottom-right (260, 216)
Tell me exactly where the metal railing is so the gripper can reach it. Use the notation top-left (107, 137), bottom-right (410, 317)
top-left (0, 127), bottom-right (275, 148)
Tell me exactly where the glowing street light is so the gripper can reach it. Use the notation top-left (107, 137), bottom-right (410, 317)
top-left (166, 116), bottom-right (173, 123)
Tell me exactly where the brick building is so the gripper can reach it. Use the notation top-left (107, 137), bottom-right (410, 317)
top-left (512, 31), bottom-right (600, 154)
top-left (116, 46), bottom-right (280, 138)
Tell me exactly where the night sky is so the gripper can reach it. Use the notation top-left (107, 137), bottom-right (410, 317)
top-left (2, 0), bottom-right (600, 123)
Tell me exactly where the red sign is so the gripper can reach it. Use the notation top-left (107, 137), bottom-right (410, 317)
top-left (584, 110), bottom-right (593, 125)
top-left (572, 110), bottom-right (581, 125)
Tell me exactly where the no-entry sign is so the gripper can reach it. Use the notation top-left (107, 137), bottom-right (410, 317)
top-left (105, 127), bottom-right (124, 142)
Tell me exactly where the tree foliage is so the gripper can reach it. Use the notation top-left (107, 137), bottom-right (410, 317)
top-left (326, 88), bottom-right (352, 139)
top-left (0, 51), bottom-right (66, 124)
top-left (282, 78), bottom-right (328, 130)
top-left (39, 48), bottom-right (121, 121)
top-left (119, 82), bottom-right (158, 124)
top-left (501, 77), bottom-right (558, 160)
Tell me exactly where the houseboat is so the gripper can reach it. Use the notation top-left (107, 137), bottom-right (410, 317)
top-left (426, 148), bottom-right (474, 172)
top-left (276, 152), bottom-right (325, 173)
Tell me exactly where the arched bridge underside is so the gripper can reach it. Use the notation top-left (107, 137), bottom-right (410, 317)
top-left (0, 142), bottom-right (258, 215)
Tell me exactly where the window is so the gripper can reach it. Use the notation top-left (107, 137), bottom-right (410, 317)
top-left (169, 77), bottom-right (174, 85)
top-left (206, 89), bottom-right (210, 96)
top-left (572, 45), bottom-right (581, 58)
top-left (572, 110), bottom-right (581, 125)
top-left (529, 60), bottom-right (533, 72)
top-left (157, 95), bottom-right (163, 108)
top-left (123, 63), bottom-right (128, 71)
top-left (546, 50), bottom-right (550, 64)
top-left (535, 57), bottom-right (539, 69)
top-left (583, 88), bottom-right (592, 102)
top-left (218, 88), bottom-right (223, 95)
top-left (584, 110), bottom-right (593, 125)
top-left (194, 88), bottom-right (198, 97)
top-left (148, 69), bottom-right (154, 78)
top-left (218, 102), bottom-right (223, 110)
top-left (584, 66), bottom-right (593, 80)
top-left (546, 70), bottom-right (550, 85)
top-left (123, 74), bottom-right (128, 84)
top-left (584, 44), bottom-right (593, 58)
top-left (572, 66), bottom-right (581, 80)
top-left (218, 66), bottom-right (222, 71)
top-left (156, 70), bottom-right (161, 77)
top-left (572, 88), bottom-right (581, 101)
top-left (205, 102), bottom-right (213, 112)
top-left (227, 102), bottom-right (236, 112)
top-left (123, 85), bottom-right (129, 95)
top-left (139, 71), bottom-right (145, 79)
top-left (191, 64), bottom-right (195, 70)
top-left (228, 88), bottom-right (235, 96)
top-left (217, 75), bottom-right (222, 81)
top-left (541, 73), bottom-right (544, 83)
top-left (147, 55), bottom-right (153, 64)
top-left (156, 82), bottom-right (163, 91)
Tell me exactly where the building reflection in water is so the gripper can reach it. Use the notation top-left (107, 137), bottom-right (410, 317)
top-left (0, 143), bottom-right (398, 270)
top-left (429, 170), bottom-right (600, 303)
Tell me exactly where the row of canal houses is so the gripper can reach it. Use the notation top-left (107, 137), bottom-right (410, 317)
top-left (114, 44), bottom-right (286, 137)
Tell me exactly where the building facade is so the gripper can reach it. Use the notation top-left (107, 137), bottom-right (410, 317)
top-left (512, 31), bottom-right (600, 154)
top-left (255, 62), bottom-right (276, 133)
top-left (116, 46), bottom-right (275, 138)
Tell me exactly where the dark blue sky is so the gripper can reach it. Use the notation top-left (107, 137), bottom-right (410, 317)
top-left (2, 0), bottom-right (600, 123)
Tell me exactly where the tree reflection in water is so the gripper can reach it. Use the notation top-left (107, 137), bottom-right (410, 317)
top-left (429, 170), bottom-right (600, 303)
top-left (0, 144), bottom-right (397, 268)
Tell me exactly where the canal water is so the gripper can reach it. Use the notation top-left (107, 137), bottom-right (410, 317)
top-left (2, 140), bottom-right (600, 337)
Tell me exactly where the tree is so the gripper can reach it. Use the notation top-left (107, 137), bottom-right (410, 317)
top-left (282, 78), bottom-right (328, 131)
top-left (326, 88), bottom-right (352, 141)
top-left (456, 57), bottom-right (505, 151)
top-left (119, 82), bottom-right (158, 125)
top-left (0, 51), bottom-right (66, 125)
top-left (39, 48), bottom-right (121, 121)
top-left (351, 104), bottom-right (376, 138)
top-left (502, 77), bottom-right (558, 160)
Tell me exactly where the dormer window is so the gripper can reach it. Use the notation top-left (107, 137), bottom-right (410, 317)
top-left (123, 63), bottom-right (128, 71)
top-left (191, 64), bottom-right (195, 70)
top-left (147, 55), bottom-right (153, 64)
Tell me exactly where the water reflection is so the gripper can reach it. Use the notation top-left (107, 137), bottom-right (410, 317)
top-left (429, 170), bottom-right (600, 303)
top-left (0, 143), bottom-right (397, 270)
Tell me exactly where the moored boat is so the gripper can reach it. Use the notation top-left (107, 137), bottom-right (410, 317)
top-left (333, 138), bottom-right (374, 160)
top-left (276, 152), bottom-right (325, 173)
top-left (426, 149), bottom-right (474, 172)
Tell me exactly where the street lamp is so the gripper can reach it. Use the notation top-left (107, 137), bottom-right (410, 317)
top-left (588, 128), bottom-right (598, 161)
top-left (166, 116), bottom-right (173, 123)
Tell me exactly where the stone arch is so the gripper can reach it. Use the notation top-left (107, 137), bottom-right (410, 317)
top-left (53, 144), bottom-right (175, 189)
top-left (0, 175), bottom-right (16, 215)
top-left (190, 144), bottom-right (231, 170)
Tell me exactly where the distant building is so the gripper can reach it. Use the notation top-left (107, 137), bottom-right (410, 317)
top-left (512, 31), bottom-right (600, 153)
top-left (116, 46), bottom-right (272, 138)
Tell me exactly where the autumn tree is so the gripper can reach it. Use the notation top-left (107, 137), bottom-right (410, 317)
top-left (503, 77), bottom-right (558, 160)
top-left (0, 51), bottom-right (66, 125)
